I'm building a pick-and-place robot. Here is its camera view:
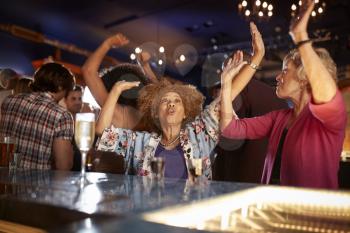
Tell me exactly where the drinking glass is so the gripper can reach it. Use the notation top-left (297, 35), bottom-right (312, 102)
top-left (186, 158), bottom-right (204, 184)
top-left (75, 113), bottom-right (95, 184)
top-left (0, 136), bottom-right (16, 167)
top-left (150, 157), bottom-right (165, 180)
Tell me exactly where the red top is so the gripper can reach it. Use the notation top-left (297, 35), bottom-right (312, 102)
top-left (222, 91), bottom-right (347, 189)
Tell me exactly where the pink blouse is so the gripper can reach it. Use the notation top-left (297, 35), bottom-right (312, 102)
top-left (222, 91), bottom-right (346, 189)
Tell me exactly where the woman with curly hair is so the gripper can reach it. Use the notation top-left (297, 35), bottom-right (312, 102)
top-left (95, 79), bottom-right (219, 178)
top-left (95, 22), bottom-right (262, 179)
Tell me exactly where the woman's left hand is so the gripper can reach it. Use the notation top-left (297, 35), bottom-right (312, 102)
top-left (289, 0), bottom-right (314, 43)
top-left (221, 50), bottom-right (247, 86)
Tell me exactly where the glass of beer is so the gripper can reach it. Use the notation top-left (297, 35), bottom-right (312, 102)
top-left (0, 136), bottom-right (16, 167)
top-left (75, 113), bottom-right (95, 183)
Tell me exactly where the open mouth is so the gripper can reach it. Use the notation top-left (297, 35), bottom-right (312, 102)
top-left (167, 108), bottom-right (175, 115)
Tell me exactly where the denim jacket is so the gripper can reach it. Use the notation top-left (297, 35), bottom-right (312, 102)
top-left (96, 99), bottom-right (220, 179)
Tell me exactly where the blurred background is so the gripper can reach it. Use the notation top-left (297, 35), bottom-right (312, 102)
top-left (0, 0), bottom-right (349, 102)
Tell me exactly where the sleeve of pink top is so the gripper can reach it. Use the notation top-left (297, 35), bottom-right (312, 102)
top-left (309, 90), bottom-right (347, 131)
top-left (222, 110), bottom-right (277, 140)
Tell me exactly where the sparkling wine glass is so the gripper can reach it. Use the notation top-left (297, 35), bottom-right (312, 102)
top-left (75, 113), bottom-right (95, 184)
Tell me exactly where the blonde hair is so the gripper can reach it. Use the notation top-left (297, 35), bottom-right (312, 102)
top-left (284, 48), bottom-right (337, 88)
top-left (138, 79), bottom-right (205, 133)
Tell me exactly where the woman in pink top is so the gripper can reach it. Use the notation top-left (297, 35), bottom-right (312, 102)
top-left (220, 0), bottom-right (346, 189)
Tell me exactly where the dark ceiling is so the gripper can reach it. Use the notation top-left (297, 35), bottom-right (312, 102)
top-left (0, 0), bottom-right (349, 86)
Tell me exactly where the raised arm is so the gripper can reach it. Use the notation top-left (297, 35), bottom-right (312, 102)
top-left (289, 0), bottom-right (337, 104)
top-left (230, 22), bottom-right (265, 100)
top-left (82, 33), bottom-right (129, 106)
top-left (137, 51), bottom-right (159, 84)
top-left (220, 51), bottom-right (247, 131)
top-left (96, 81), bottom-right (140, 135)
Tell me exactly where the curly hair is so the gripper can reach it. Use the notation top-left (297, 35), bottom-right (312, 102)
top-left (284, 48), bottom-right (337, 90)
top-left (138, 79), bottom-right (205, 133)
top-left (101, 63), bottom-right (149, 107)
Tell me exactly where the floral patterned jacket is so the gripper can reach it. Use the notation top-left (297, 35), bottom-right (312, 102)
top-left (96, 99), bottom-right (220, 179)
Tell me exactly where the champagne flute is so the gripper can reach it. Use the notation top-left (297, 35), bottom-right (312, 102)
top-left (75, 113), bottom-right (95, 184)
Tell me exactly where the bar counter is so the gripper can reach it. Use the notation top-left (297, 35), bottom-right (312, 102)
top-left (0, 168), bottom-right (256, 232)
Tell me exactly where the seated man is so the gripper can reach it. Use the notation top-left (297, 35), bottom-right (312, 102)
top-left (0, 63), bottom-right (76, 170)
top-left (63, 85), bottom-right (84, 171)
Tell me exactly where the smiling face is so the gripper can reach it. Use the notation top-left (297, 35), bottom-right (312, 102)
top-left (157, 92), bottom-right (185, 128)
top-left (276, 60), bottom-right (306, 101)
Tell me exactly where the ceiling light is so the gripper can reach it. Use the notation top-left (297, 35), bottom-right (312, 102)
top-left (135, 47), bottom-right (142, 54)
top-left (290, 1), bottom-right (326, 19)
top-left (179, 55), bottom-right (186, 62)
top-left (238, 0), bottom-right (274, 21)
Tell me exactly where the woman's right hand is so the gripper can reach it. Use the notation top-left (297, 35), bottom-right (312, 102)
top-left (250, 22), bottom-right (264, 62)
top-left (111, 80), bottom-right (140, 94)
top-left (105, 33), bottom-right (129, 49)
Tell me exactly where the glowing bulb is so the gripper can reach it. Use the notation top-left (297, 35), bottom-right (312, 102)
top-left (291, 4), bottom-right (297, 10)
top-left (268, 11), bottom-right (273, 17)
top-left (268, 4), bottom-right (273, 11)
top-left (159, 46), bottom-right (165, 53)
top-left (318, 7), bottom-right (323, 13)
top-left (262, 2), bottom-right (268, 8)
top-left (135, 47), bottom-right (142, 54)
top-left (245, 9), bottom-right (251, 16)
top-left (315, 0), bottom-right (319, 3)
top-left (158, 59), bottom-right (163, 65)
top-left (242, 0), bottom-right (248, 7)
top-left (258, 11), bottom-right (264, 17)
top-left (311, 10), bottom-right (316, 16)
top-left (130, 53), bottom-right (136, 60)
top-left (179, 55), bottom-right (186, 62)
top-left (255, 0), bottom-right (261, 6)
top-left (299, 0), bottom-right (302, 6)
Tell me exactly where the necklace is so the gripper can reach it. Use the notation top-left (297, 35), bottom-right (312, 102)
top-left (160, 135), bottom-right (180, 147)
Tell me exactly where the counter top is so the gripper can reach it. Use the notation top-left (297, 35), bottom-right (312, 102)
top-left (0, 168), bottom-right (256, 232)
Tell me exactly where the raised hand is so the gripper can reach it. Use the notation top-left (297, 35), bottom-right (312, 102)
top-left (137, 51), bottom-right (151, 64)
top-left (289, 0), bottom-right (314, 43)
top-left (112, 80), bottom-right (140, 94)
top-left (105, 33), bottom-right (129, 48)
top-left (221, 50), bottom-right (247, 85)
top-left (250, 22), bottom-right (264, 61)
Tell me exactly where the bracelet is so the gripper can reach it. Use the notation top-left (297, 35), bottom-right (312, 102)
top-left (295, 39), bottom-right (313, 48)
top-left (248, 61), bottom-right (261, 71)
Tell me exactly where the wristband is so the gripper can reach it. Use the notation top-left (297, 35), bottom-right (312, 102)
top-left (248, 61), bottom-right (261, 71)
top-left (295, 39), bottom-right (313, 48)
